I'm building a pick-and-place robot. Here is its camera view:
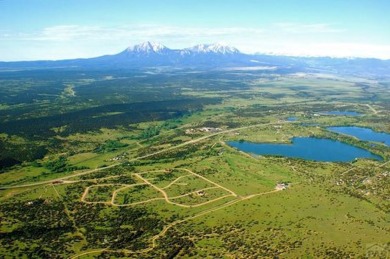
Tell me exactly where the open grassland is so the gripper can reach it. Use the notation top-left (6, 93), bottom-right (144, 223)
top-left (2, 122), bottom-right (388, 257)
top-left (0, 69), bottom-right (389, 257)
top-left (180, 183), bottom-right (389, 258)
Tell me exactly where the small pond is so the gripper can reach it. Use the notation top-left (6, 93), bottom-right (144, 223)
top-left (320, 111), bottom-right (361, 116)
top-left (287, 117), bottom-right (298, 121)
top-left (228, 137), bottom-right (382, 162)
top-left (328, 126), bottom-right (390, 146)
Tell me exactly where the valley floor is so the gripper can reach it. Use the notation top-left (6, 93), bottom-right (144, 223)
top-left (0, 70), bottom-right (389, 258)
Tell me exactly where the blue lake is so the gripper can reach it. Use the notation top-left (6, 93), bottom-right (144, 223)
top-left (228, 137), bottom-right (382, 162)
top-left (320, 111), bottom-right (361, 116)
top-left (328, 126), bottom-right (390, 146)
top-left (287, 117), bottom-right (298, 121)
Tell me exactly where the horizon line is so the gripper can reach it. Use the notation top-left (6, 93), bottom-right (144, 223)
top-left (1, 41), bottom-right (390, 62)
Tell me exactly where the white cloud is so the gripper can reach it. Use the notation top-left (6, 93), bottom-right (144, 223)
top-left (27, 23), bottom-right (338, 43)
top-left (300, 42), bottom-right (390, 58)
top-left (6, 24), bottom-right (264, 42)
top-left (273, 23), bottom-right (344, 33)
top-left (243, 41), bottom-right (390, 59)
top-left (1, 23), bottom-right (389, 60)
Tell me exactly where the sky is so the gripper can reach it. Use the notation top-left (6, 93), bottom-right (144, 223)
top-left (1, 0), bottom-right (390, 61)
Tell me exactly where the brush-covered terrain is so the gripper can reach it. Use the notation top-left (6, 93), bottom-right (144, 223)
top-left (1, 67), bottom-right (389, 258)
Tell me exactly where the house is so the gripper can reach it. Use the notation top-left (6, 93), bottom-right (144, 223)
top-left (196, 190), bottom-right (205, 196)
top-left (275, 183), bottom-right (288, 191)
top-left (199, 127), bottom-right (222, 133)
top-left (185, 129), bottom-right (195, 134)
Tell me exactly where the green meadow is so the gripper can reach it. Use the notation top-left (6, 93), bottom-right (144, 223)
top-left (0, 69), bottom-right (389, 258)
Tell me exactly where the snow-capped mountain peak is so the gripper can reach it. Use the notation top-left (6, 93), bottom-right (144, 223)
top-left (186, 43), bottom-right (240, 55)
top-left (126, 41), bottom-right (169, 54)
top-left (207, 43), bottom-right (240, 54)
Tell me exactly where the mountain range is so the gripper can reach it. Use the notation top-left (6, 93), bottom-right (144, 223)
top-left (123, 41), bottom-right (240, 56)
top-left (1, 41), bottom-right (389, 78)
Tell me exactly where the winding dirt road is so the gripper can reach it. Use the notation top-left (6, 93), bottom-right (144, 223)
top-left (1, 121), bottom-right (292, 190)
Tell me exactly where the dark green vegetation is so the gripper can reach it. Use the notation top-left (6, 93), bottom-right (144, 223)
top-left (0, 67), bottom-right (389, 258)
top-left (0, 69), bottom-right (221, 170)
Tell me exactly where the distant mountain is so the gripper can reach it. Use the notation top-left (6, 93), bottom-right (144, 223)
top-left (127, 41), bottom-right (169, 54)
top-left (0, 41), bottom-right (389, 78)
top-left (184, 43), bottom-right (240, 55)
top-left (115, 41), bottom-right (240, 57)
top-left (58, 41), bottom-right (247, 68)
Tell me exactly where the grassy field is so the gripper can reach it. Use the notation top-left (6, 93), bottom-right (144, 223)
top-left (0, 70), bottom-right (389, 258)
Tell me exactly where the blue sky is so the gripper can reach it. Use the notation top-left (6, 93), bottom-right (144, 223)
top-left (1, 0), bottom-right (389, 60)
